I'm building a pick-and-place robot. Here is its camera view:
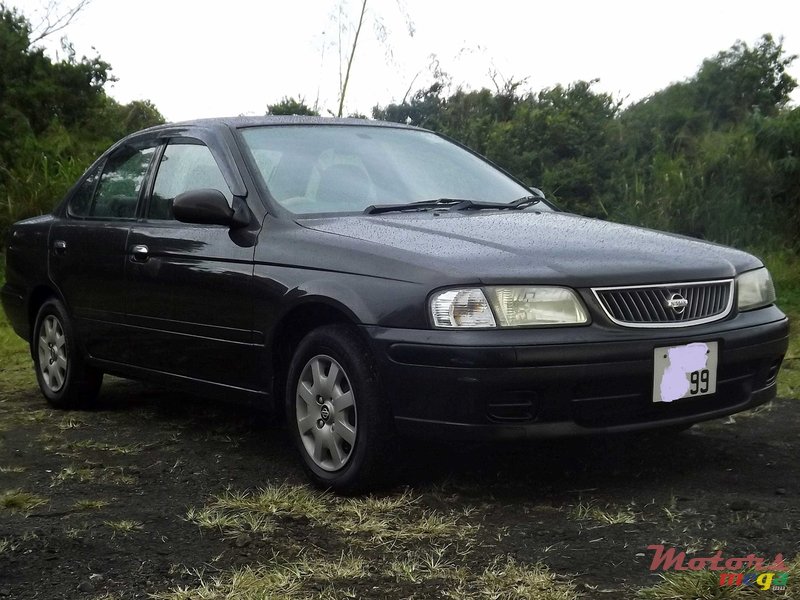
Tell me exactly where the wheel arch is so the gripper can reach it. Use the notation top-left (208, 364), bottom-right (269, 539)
top-left (27, 285), bottom-right (64, 349)
top-left (269, 299), bottom-right (363, 412)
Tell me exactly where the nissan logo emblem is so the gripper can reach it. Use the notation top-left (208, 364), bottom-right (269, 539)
top-left (665, 293), bottom-right (689, 315)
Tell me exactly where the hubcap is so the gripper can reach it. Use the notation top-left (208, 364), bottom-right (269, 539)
top-left (295, 355), bottom-right (357, 472)
top-left (37, 315), bottom-right (68, 392)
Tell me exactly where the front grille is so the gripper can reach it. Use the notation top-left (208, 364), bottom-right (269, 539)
top-left (592, 279), bottom-right (734, 328)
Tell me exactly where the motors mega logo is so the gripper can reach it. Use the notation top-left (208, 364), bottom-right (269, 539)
top-left (647, 545), bottom-right (790, 591)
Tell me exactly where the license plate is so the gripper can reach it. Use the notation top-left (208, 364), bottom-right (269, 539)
top-left (653, 342), bottom-right (718, 403)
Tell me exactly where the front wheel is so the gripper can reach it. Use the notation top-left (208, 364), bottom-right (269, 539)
top-left (285, 324), bottom-right (393, 493)
top-left (32, 299), bottom-right (103, 409)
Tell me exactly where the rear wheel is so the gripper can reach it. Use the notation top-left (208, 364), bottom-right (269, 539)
top-left (32, 299), bottom-right (103, 409)
top-left (285, 324), bottom-right (393, 493)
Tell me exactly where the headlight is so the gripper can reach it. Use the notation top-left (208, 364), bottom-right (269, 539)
top-left (430, 288), bottom-right (496, 328)
top-left (430, 286), bottom-right (588, 328)
top-left (486, 286), bottom-right (588, 326)
top-left (737, 267), bottom-right (776, 311)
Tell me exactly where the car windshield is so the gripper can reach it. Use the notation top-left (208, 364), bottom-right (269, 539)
top-left (238, 125), bottom-right (543, 215)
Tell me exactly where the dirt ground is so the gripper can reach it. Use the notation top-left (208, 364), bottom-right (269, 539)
top-left (1, 363), bottom-right (798, 600)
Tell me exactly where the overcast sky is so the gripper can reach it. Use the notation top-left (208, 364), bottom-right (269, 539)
top-left (11, 0), bottom-right (800, 121)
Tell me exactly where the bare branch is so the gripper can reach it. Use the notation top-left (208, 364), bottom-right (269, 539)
top-left (400, 71), bottom-right (419, 105)
top-left (28, 0), bottom-right (92, 47)
top-left (337, 0), bottom-right (367, 118)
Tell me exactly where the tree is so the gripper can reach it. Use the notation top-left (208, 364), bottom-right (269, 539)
top-left (267, 96), bottom-right (319, 116)
top-left (0, 5), bottom-right (163, 246)
top-left (695, 34), bottom-right (797, 126)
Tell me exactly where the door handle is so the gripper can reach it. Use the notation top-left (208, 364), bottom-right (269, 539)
top-left (131, 245), bottom-right (149, 262)
top-left (53, 240), bottom-right (67, 255)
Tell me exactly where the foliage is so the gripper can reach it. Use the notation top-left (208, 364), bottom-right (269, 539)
top-left (0, 4), bottom-right (164, 246)
top-left (375, 35), bottom-right (799, 250)
top-left (266, 96), bottom-right (319, 116)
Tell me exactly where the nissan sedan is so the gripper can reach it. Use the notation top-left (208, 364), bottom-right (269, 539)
top-left (1, 117), bottom-right (789, 491)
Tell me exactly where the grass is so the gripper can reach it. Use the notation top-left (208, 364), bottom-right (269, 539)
top-left (0, 489), bottom-right (47, 513)
top-left (761, 252), bottom-right (800, 398)
top-left (57, 416), bottom-right (84, 430)
top-left (52, 465), bottom-right (98, 485)
top-left (570, 501), bottom-right (639, 525)
top-left (0, 465), bottom-right (25, 473)
top-left (186, 484), bottom-right (476, 544)
top-left (73, 499), bottom-right (110, 511)
top-left (636, 555), bottom-right (798, 599)
top-left (154, 551), bottom-right (580, 600)
top-left (68, 439), bottom-right (143, 455)
top-left (0, 255), bottom-right (34, 393)
top-left (172, 483), bottom-right (582, 599)
top-left (152, 554), bottom-right (365, 600)
top-left (51, 463), bottom-right (138, 486)
top-left (104, 520), bottom-right (143, 535)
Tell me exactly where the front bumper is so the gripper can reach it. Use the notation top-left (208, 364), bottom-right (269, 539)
top-left (362, 306), bottom-right (789, 440)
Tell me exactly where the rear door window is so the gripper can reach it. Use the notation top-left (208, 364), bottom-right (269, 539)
top-left (70, 146), bottom-right (156, 219)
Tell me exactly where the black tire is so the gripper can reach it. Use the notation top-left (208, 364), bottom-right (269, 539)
top-left (285, 324), bottom-right (394, 493)
top-left (32, 299), bottom-right (103, 409)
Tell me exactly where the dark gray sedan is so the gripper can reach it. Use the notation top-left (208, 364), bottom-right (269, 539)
top-left (1, 117), bottom-right (789, 491)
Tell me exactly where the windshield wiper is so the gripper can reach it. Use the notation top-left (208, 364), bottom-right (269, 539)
top-left (363, 194), bottom-right (544, 215)
top-left (363, 198), bottom-right (478, 215)
top-left (506, 195), bottom-right (543, 209)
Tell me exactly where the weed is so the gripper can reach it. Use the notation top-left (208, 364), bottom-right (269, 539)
top-left (187, 484), bottom-right (475, 544)
top-left (104, 520), bottom-right (143, 535)
top-left (69, 439), bottom-right (142, 455)
top-left (52, 465), bottom-right (98, 485)
top-left (0, 489), bottom-right (47, 513)
top-left (469, 556), bottom-right (580, 600)
top-left (73, 499), bottom-right (110, 511)
top-left (57, 416), bottom-right (84, 430)
top-left (0, 466), bottom-right (25, 473)
top-left (571, 501), bottom-right (638, 525)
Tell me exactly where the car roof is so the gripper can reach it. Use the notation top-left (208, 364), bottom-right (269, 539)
top-left (138, 115), bottom-right (421, 135)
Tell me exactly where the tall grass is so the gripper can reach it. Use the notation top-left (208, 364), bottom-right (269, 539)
top-left (0, 152), bottom-right (88, 248)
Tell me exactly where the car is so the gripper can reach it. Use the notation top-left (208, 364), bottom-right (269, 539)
top-left (1, 116), bottom-right (789, 492)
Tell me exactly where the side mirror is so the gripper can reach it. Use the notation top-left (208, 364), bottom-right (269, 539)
top-left (173, 189), bottom-right (236, 227)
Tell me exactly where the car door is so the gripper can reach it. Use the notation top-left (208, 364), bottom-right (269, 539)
top-left (49, 144), bottom-right (157, 361)
top-left (124, 138), bottom-right (260, 389)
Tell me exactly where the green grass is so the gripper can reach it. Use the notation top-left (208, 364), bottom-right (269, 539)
top-left (761, 252), bottom-right (799, 397)
top-left (0, 489), bottom-right (47, 513)
top-left (762, 251), bottom-right (800, 315)
top-left (0, 254), bottom-right (34, 393)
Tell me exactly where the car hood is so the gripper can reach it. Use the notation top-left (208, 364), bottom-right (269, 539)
top-left (298, 211), bottom-right (762, 287)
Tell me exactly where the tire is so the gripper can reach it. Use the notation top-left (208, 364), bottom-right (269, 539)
top-left (285, 324), bottom-right (394, 493)
top-left (32, 299), bottom-right (103, 409)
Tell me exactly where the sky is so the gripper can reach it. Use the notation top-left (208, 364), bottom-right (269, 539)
top-left (11, 0), bottom-right (800, 122)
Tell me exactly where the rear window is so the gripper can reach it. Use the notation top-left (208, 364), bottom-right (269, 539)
top-left (69, 146), bottom-right (156, 219)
